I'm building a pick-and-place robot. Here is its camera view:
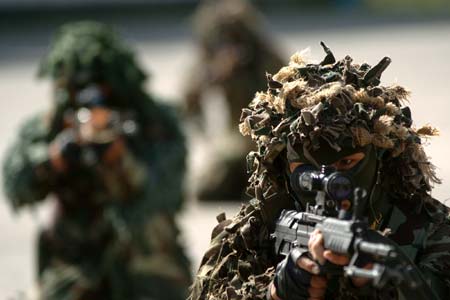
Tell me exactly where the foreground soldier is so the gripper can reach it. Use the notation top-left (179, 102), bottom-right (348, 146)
top-left (189, 45), bottom-right (450, 299)
top-left (2, 22), bottom-right (191, 300)
top-left (183, 0), bottom-right (284, 200)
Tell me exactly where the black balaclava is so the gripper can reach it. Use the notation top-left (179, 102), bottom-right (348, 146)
top-left (287, 139), bottom-right (378, 214)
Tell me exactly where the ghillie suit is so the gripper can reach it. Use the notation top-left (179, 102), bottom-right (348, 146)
top-left (189, 43), bottom-right (450, 300)
top-left (3, 22), bottom-right (191, 300)
top-left (184, 0), bottom-right (284, 200)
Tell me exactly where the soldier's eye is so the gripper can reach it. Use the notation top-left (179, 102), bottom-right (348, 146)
top-left (332, 152), bottom-right (365, 171)
top-left (342, 159), bottom-right (353, 166)
top-left (335, 159), bottom-right (358, 170)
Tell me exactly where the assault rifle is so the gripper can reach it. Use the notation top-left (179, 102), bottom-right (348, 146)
top-left (61, 84), bottom-right (138, 167)
top-left (272, 166), bottom-right (439, 299)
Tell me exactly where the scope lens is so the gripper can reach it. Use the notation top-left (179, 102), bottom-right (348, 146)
top-left (326, 174), bottom-right (353, 201)
top-left (290, 164), bottom-right (316, 192)
top-left (299, 172), bottom-right (313, 191)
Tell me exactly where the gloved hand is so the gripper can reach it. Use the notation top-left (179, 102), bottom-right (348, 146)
top-left (49, 128), bottom-right (82, 172)
top-left (271, 248), bottom-right (327, 300)
top-left (271, 229), bottom-right (354, 300)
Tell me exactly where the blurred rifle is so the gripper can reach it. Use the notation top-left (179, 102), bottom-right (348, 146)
top-left (58, 85), bottom-right (138, 168)
top-left (272, 166), bottom-right (439, 300)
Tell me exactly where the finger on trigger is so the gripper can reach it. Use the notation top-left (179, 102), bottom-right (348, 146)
top-left (297, 256), bottom-right (320, 275)
top-left (323, 250), bottom-right (349, 266)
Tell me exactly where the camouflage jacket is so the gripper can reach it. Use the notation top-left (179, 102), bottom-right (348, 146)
top-left (2, 95), bottom-right (191, 300)
top-left (189, 194), bottom-right (450, 300)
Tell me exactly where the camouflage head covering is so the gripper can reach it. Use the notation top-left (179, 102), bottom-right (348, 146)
top-left (240, 43), bottom-right (440, 202)
top-left (39, 21), bottom-right (147, 100)
top-left (192, 0), bottom-right (264, 53)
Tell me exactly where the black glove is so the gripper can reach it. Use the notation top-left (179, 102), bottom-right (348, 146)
top-left (53, 129), bottom-right (82, 170)
top-left (273, 248), bottom-right (312, 300)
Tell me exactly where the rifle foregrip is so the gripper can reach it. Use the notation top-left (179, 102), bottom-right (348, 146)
top-left (345, 264), bottom-right (383, 280)
top-left (358, 241), bottom-right (394, 257)
top-left (318, 219), bottom-right (353, 254)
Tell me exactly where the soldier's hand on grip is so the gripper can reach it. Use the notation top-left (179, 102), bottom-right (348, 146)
top-left (310, 229), bottom-right (371, 288)
top-left (309, 229), bottom-right (350, 267)
top-left (49, 128), bottom-right (82, 173)
top-left (271, 247), bottom-right (327, 300)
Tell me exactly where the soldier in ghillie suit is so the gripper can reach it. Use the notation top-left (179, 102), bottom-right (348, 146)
top-left (2, 22), bottom-right (191, 300)
top-left (189, 44), bottom-right (450, 299)
top-left (183, 0), bottom-right (284, 200)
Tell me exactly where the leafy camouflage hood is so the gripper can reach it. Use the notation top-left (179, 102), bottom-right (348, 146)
top-left (38, 21), bottom-right (147, 101)
top-left (240, 43), bottom-right (440, 202)
top-left (192, 0), bottom-right (264, 53)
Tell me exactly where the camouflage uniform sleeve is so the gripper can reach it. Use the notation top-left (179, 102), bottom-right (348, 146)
top-left (189, 203), bottom-right (275, 300)
top-left (144, 100), bottom-right (187, 213)
top-left (126, 211), bottom-right (192, 300)
top-left (416, 212), bottom-right (450, 299)
top-left (117, 98), bottom-right (192, 300)
top-left (124, 97), bottom-right (187, 220)
top-left (2, 114), bottom-right (52, 210)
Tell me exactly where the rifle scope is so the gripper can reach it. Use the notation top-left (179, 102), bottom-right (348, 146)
top-left (297, 166), bottom-right (354, 202)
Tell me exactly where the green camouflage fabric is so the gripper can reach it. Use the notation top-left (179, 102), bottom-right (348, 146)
top-left (2, 21), bottom-right (191, 300)
top-left (189, 197), bottom-right (450, 300)
top-left (38, 21), bottom-right (146, 106)
top-left (184, 0), bottom-right (284, 200)
top-left (189, 45), bottom-right (450, 299)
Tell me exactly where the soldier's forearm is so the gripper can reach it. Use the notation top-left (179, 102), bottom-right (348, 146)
top-left (3, 142), bottom-right (53, 209)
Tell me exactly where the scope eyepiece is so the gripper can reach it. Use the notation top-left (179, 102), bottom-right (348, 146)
top-left (323, 172), bottom-right (353, 202)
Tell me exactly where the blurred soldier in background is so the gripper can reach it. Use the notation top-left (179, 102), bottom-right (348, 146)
top-left (183, 0), bottom-right (284, 200)
top-left (2, 21), bottom-right (191, 300)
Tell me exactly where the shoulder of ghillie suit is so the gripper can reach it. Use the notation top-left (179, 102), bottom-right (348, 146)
top-left (190, 200), bottom-right (280, 300)
top-left (239, 42), bottom-right (440, 202)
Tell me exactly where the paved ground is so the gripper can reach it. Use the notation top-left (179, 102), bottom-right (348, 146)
top-left (0, 8), bottom-right (449, 298)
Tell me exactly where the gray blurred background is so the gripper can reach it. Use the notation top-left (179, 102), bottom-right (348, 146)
top-left (1, 0), bottom-right (449, 298)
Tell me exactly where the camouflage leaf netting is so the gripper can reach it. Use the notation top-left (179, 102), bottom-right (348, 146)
top-left (38, 21), bottom-right (147, 99)
top-left (239, 43), bottom-right (440, 201)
